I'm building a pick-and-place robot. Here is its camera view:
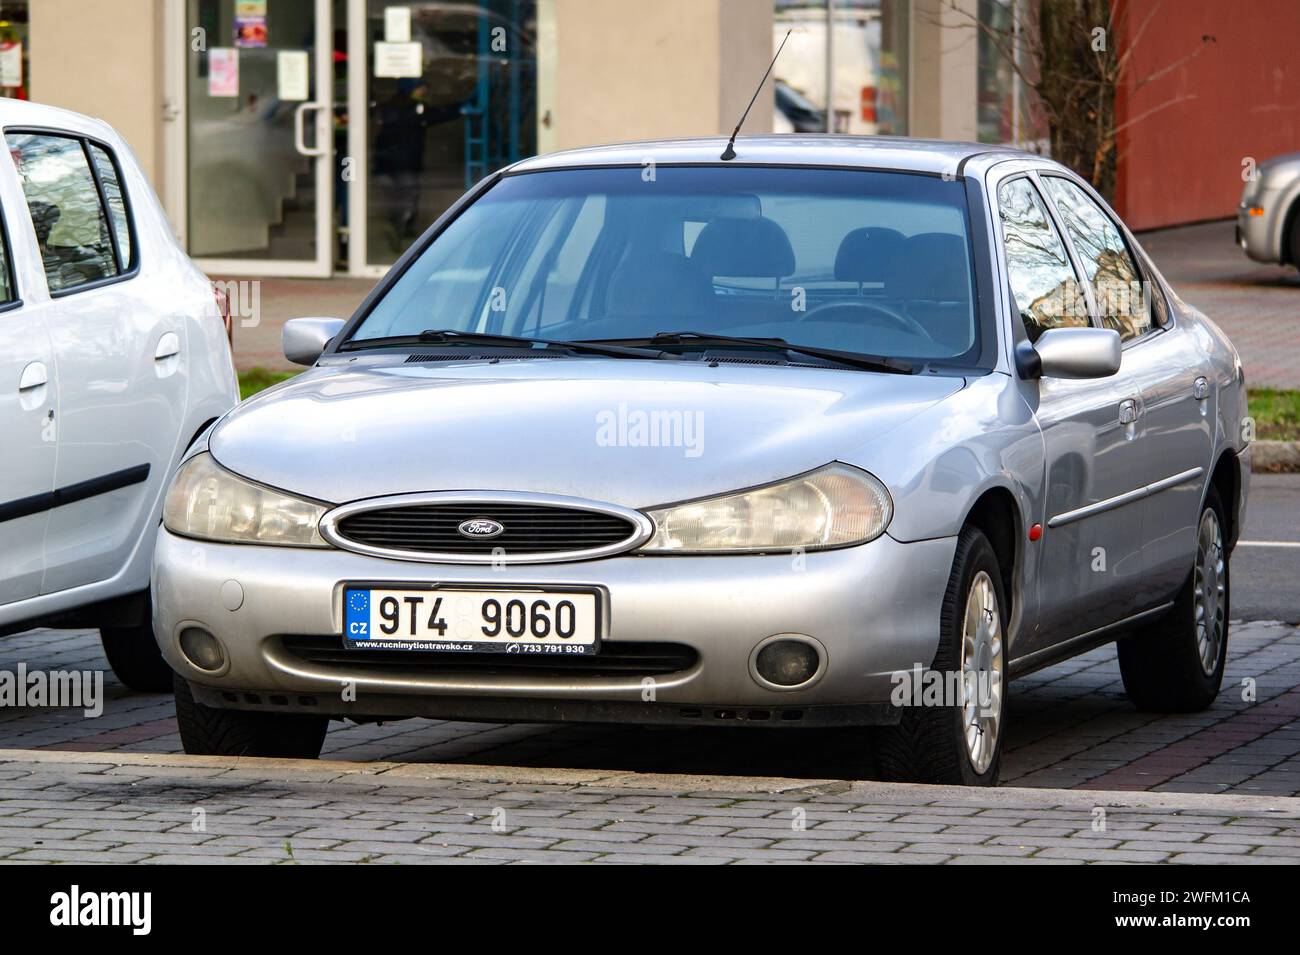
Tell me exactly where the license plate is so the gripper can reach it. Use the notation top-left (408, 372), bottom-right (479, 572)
top-left (342, 585), bottom-right (601, 654)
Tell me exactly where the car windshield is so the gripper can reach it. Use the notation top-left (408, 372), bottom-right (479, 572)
top-left (349, 165), bottom-right (983, 365)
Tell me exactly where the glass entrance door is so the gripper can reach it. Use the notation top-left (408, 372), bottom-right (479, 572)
top-left (184, 0), bottom-right (333, 277)
top-left (347, 0), bottom-right (537, 274)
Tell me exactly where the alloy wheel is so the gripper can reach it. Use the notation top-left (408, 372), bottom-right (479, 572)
top-left (961, 570), bottom-right (1004, 775)
top-left (1194, 508), bottom-right (1226, 675)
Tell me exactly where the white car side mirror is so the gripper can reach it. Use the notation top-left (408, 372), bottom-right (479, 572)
top-left (283, 317), bottom-right (346, 366)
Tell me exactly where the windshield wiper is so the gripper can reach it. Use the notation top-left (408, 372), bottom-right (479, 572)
top-left (585, 331), bottom-right (913, 374)
top-left (339, 329), bottom-right (680, 361)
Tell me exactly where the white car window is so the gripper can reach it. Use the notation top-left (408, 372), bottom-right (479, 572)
top-left (6, 133), bottom-right (122, 293)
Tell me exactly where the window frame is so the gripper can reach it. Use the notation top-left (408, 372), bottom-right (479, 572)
top-left (1038, 170), bottom-right (1162, 347)
top-left (3, 125), bottom-right (140, 299)
top-left (994, 171), bottom-right (1094, 343)
top-left (0, 188), bottom-right (23, 314)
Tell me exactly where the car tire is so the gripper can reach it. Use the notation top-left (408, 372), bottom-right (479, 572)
top-left (1118, 488), bottom-right (1229, 712)
top-left (99, 616), bottom-right (174, 693)
top-left (1288, 204), bottom-right (1300, 267)
top-left (173, 673), bottom-right (328, 759)
top-left (874, 525), bottom-right (1007, 786)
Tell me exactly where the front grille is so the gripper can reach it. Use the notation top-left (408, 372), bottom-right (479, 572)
top-left (335, 502), bottom-right (639, 557)
top-left (280, 635), bottom-right (697, 678)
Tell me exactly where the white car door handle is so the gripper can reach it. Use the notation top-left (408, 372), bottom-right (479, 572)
top-left (18, 360), bottom-right (47, 392)
top-left (155, 332), bottom-right (181, 361)
top-left (1118, 398), bottom-right (1138, 425)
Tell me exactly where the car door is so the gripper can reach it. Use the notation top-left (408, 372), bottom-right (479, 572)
top-left (1042, 175), bottom-right (1214, 609)
top-left (996, 173), bottom-right (1148, 650)
top-left (0, 202), bottom-right (54, 606)
top-left (5, 130), bottom-right (187, 595)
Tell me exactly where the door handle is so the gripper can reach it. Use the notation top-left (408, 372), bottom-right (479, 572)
top-left (18, 360), bottom-right (47, 392)
top-left (1193, 376), bottom-right (1210, 400)
top-left (1118, 398), bottom-right (1138, 425)
top-left (155, 332), bottom-right (181, 361)
top-left (293, 101), bottom-right (327, 157)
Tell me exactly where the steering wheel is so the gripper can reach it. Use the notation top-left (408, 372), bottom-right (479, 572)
top-left (796, 299), bottom-right (930, 339)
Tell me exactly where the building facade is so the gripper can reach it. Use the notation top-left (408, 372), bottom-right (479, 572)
top-left (9, 0), bottom-right (1297, 277)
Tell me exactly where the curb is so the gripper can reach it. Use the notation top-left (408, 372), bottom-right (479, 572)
top-left (1255, 439), bottom-right (1300, 472)
top-left (4, 749), bottom-right (1298, 815)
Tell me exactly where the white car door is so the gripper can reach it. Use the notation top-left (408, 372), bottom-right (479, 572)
top-left (0, 209), bottom-right (55, 606)
top-left (5, 130), bottom-right (187, 595)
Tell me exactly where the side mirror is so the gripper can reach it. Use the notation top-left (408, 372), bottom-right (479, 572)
top-left (283, 317), bottom-right (346, 366)
top-left (1019, 326), bottom-right (1121, 380)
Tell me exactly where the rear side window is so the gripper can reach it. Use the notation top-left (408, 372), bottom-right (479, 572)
top-left (997, 177), bottom-right (1088, 342)
top-left (0, 205), bottom-right (14, 305)
top-left (5, 132), bottom-right (133, 293)
top-left (1042, 176), bottom-right (1152, 341)
top-left (89, 144), bottom-right (132, 271)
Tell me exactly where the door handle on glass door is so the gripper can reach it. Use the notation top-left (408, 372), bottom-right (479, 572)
top-left (293, 101), bottom-right (327, 157)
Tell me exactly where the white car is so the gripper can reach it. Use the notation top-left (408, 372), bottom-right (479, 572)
top-left (0, 100), bottom-right (238, 689)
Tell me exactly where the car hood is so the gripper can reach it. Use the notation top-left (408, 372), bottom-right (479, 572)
top-left (209, 357), bottom-right (965, 508)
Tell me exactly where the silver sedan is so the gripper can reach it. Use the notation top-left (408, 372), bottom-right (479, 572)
top-left (1237, 151), bottom-right (1300, 266)
top-left (153, 137), bottom-right (1250, 785)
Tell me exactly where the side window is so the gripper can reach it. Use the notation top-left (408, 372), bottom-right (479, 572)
top-left (1042, 176), bottom-right (1152, 341)
top-left (89, 144), bottom-right (132, 271)
top-left (0, 206), bottom-right (14, 305)
top-left (997, 177), bottom-right (1088, 342)
top-left (5, 133), bottom-right (121, 293)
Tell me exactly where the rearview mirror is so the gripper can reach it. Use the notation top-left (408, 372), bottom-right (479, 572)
top-left (1021, 326), bottom-right (1121, 380)
top-left (283, 317), bottom-right (346, 366)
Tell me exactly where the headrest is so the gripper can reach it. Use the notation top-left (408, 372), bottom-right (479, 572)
top-left (690, 215), bottom-right (795, 278)
top-left (834, 227), bottom-right (905, 283)
top-left (898, 232), bottom-right (970, 301)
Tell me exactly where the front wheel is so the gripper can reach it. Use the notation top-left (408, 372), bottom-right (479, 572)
top-left (100, 609), bottom-right (173, 693)
top-left (874, 526), bottom-right (1007, 786)
top-left (173, 674), bottom-right (328, 758)
top-left (1118, 488), bottom-right (1229, 711)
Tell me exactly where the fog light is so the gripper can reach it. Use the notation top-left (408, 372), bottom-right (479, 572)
top-left (753, 637), bottom-right (821, 688)
top-left (179, 627), bottom-right (226, 672)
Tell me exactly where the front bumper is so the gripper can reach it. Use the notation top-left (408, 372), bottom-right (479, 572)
top-left (152, 527), bottom-right (955, 726)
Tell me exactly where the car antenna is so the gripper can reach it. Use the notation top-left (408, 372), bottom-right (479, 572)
top-left (721, 28), bottom-right (794, 161)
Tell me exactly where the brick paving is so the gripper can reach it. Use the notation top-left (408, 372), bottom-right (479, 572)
top-left (0, 750), bottom-right (1293, 864)
top-left (1138, 220), bottom-right (1300, 390)
top-left (2, 620), bottom-right (1297, 799)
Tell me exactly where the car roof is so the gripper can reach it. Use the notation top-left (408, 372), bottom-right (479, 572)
top-left (511, 135), bottom-right (1041, 179)
top-left (0, 98), bottom-right (117, 140)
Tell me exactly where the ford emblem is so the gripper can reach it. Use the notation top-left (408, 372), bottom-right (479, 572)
top-left (458, 518), bottom-right (505, 540)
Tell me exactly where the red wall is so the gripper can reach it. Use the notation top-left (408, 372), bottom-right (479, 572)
top-left (1114, 0), bottom-right (1300, 231)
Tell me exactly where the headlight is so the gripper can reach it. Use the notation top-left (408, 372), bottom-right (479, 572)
top-left (640, 463), bottom-right (892, 554)
top-left (163, 452), bottom-right (329, 547)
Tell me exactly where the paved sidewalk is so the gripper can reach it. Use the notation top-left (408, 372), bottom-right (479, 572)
top-left (2, 620), bottom-right (1297, 797)
top-left (1138, 221), bottom-right (1300, 389)
top-left (0, 750), bottom-right (1295, 864)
